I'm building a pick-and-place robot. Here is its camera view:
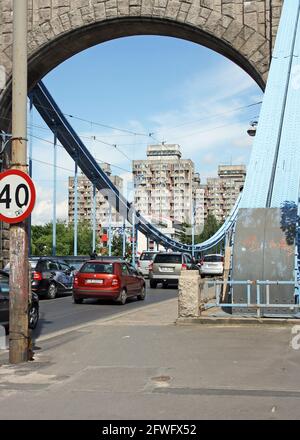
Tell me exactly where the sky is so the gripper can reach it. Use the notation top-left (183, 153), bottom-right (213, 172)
top-left (29, 35), bottom-right (263, 225)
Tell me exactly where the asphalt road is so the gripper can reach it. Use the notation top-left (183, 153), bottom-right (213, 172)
top-left (32, 281), bottom-right (178, 340)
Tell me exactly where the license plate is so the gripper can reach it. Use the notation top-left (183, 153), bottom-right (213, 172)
top-left (161, 267), bottom-right (173, 272)
top-left (86, 279), bottom-right (103, 284)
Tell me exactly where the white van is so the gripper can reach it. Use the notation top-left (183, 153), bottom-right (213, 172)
top-left (137, 251), bottom-right (157, 277)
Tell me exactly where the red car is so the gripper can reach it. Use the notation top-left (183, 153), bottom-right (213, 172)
top-left (73, 260), bottom-right (146, 305)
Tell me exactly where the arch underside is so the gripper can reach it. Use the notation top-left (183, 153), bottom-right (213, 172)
top-left (0, 16), bottom-right (266, 131)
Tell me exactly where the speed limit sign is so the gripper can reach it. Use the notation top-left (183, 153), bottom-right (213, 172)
top-left (0, 169), bottom-right (36, 224)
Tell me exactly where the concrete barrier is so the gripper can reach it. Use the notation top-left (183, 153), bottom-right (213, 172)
top-left (178, 270), bottom-right (200, 318)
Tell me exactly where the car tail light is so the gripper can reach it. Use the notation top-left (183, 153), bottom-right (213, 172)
top-left (33, 271), bottom-right (42, 281)
top-left (111, 277), bottom-right (119, 287)
top-left (149, 262), bottom-right (153, 271)
top-left (137, 260), bottom-right (140, 267)
top-left (181, 263), bottom-right (187, 270)
top-left (73, 276), bottom-right (79, 287)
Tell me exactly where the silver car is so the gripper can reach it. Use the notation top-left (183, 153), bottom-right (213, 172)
top-left (200, 254), bottom-right (224, 277)
top-left (149, 252), bottom-right (200, 288)
top-left (137, 251), bottom-right (157, 277)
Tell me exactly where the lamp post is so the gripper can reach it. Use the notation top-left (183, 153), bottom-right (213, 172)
top-left (192, 200), bottom-right (195, 258)
top-left (92, 183), bottom-right (96, 252)
top-left (247, 120), bottom-right (257, 137)
top-left (52, 126), bottom-right (57, 256)
top-left (122, 220), bottom-right (126, 258)
top-left (132, 210), bottom-right (135, 267)
top-left (108, 203), bottom-right (112, 256)
top-left (74, 157), bottom-right (78, 256)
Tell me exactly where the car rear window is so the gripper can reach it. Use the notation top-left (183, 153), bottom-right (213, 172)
top-left (203, 255), bottom-right (224, 263)
top-left (80, 262), bottom-right (114, 274)
top-left (140, 252), bottom-right (156, 261)
top-left (36, 261), bottom-right (59, 271)
top-left (154, 254), bottom-right (182, 264)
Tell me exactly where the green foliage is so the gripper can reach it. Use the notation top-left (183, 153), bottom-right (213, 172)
top-left (178, 215), bottom-right (222, 246)
top-left (199, 214), bottom-right (222, 242)
top-left (111, 234), bottom-right (131, 257)
top-left (31, 220), bottom-right (97, 256)
top-left (178, 222), bottom-right (192, 245)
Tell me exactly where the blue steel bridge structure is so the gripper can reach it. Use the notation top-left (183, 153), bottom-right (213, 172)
top-left (31, 0), bottom-right (300, 314)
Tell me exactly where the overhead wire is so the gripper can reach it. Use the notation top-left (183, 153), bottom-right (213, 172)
top-left (28, 133), bottom-right (132, 173)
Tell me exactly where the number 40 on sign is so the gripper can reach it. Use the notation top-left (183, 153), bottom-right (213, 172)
top-left (0, 169), bottom-right (36, 224)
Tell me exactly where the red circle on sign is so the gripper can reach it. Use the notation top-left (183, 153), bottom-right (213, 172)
top-left (0, 169), bottom-right (36, 224)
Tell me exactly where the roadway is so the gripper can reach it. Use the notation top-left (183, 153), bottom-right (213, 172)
top-left (32, 282), bottom-right (178, 341)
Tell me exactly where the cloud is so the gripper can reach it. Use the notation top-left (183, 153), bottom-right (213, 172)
top-left (29, 55), bottom-right (262, 224)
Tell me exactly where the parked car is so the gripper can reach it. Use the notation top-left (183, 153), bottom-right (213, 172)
top-left (137, 251), bottom-right (157, 277)
top-left (0, 270), bottom-right (39, 330)
top-left (73, 259), bottom-right (146, 305)
top-left (31, 258), bottom-right (75, 299)
top-left (199, 254), bottom-right (224, 277)
top-left (4, 257), bottom-right (75, 299)
top-left (149, 252), bottom-right (200, 288)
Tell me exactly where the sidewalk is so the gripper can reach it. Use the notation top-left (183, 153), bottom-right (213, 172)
top-left (1, 297), bottom-right (300, 419)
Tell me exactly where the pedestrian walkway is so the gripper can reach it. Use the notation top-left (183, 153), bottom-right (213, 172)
top-left (0, 296), bottom-right (300, 420)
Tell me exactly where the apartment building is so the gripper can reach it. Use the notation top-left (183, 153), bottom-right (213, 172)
top-left (204, 165), bottom-right (246, 222)
top-left (68, 163), bottom-right (123, 232)
top-left (133, 144), bottom-right (204, 233)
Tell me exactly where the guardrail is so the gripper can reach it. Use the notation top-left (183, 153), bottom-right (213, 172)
top-left (203, 280), bottom-right (299, 318)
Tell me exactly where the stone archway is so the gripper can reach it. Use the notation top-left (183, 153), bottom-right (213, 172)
top-left (0, 0), bottom-right (283, 130)
top-left (0, 0), bottom-right (283, 264)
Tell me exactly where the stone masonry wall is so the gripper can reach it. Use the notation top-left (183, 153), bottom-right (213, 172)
top-left (0, 0), bottom-right (283, 265)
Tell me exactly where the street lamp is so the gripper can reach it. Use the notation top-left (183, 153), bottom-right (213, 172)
top-left (192, 201), bottom-right (196, 258)
top-left (247, 120), bottom-right (257, 137)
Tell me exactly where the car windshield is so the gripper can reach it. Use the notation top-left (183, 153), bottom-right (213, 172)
top-left (154, 254), bottom-right (182, 264)
top-left (140, 253), bottom-right (156, 261)
top-left (203, 255), bottom-right (224, 263)
top-left (80, 262), bottom-right (114, 274)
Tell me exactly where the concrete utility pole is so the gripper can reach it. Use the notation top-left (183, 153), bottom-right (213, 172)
top-left (9, 0), bottom-right (29, 364)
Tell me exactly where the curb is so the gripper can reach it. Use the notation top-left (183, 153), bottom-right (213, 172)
top-left (176, 316), bottom-right (300, 326)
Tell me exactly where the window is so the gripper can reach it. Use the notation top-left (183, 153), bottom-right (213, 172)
top-left (80, 263), bottom-right (114, 274)
top-left (128, 265), bottom-right (138, 275)
top-left (154, 254), bottom-right (182, 264)
top-left (140, 252), bottom-right (156, 261)
top-left (0, 273), bottom-right (9, 295)
top-left (121, 264), bottom-right (129, 275)
top-left (203, 255), bottom-right (224, 263)
top-left (59, 262), bottom-right (71, 272)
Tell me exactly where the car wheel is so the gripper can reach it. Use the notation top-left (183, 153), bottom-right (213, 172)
top-left (47, 282), bottom-right (57, 299)
top-left (117, 289), bottom-right (127, 305)
top-left (150, 280), bottom-right (157, 289)
top-left (73, 296), bottom-right (83, 304)
top-left (28, 303), bottom-right (39, 329)
top-left (137, 285), bottom-right (146, 301)
top-left (162, 281), bottom-right (168, 289)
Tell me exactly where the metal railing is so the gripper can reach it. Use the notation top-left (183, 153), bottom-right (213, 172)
top-left (203, 279), bottom-right (299, 318)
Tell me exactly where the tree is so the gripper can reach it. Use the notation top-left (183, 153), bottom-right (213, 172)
top-left (198, 214), bottom-right (222, 242)
top-left (178, 222), bottom-right (192, 245)
top-left (111, 234), bottom-right (131, 257)
top-left (31, 220), bottom-right (97, 256)
top-left (178, 215), bottom-right (222, 246)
